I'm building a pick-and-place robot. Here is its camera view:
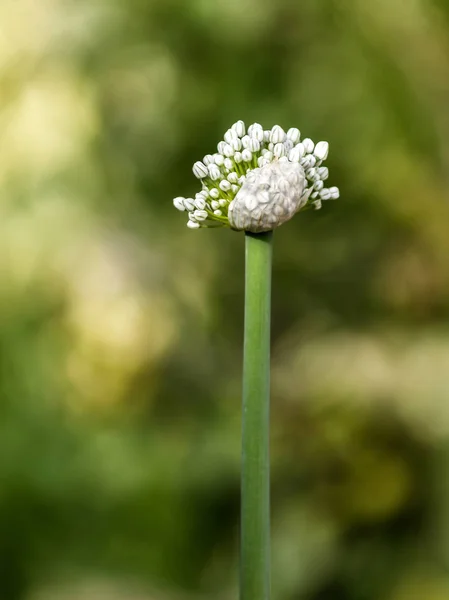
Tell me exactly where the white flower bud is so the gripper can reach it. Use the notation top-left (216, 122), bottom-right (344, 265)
top-left (203, 154), bottom-right (214, 165)
top-left (287, 128), bottom-right (301, 144)
top-left (301, 155), bottom-right (316, 169)
top-left (232, 120), bottom-right (246, 137)
top-left (249, 138), bottom-right (261, 153)
top-left (320, 188), bottom-right (332, 200)
top-left (231, 138), bottom-right (242, 151)
top-left (224, 158), bottom-right (234, 170)
top-left (194, 197), bottom-right (207, 209)
top-left (268, 143), bottom-right (274, 152)
top-left (314, 199), bottom-right (322, 210)
top-left (219, 198), bottom-right (228, 207)
top-left (270, 125), bottom-right (286, 144)
top-left (302, 138), bottom-right (315, 154)
top-left (228, 161), bottom-right (306, 232)
top-left (329, 186), bottom-right (340, 199)
top-left (242, 149), bottom-right (253, 162)
top-left (257, 156), bottom-right (265, 167)
top-left (263, 130), bottom-right (271, 142)
top-left (274, 143), bottom-right (286, 158)
top-left (241, 135), bottom-right (250, 149)
top-left (223, 144), bottom-right (234, 157)
top-left (314, 141), bottom-right (329, 160)
top-left (301, 187), bottom-right (313, 203)
top-left (193, 161), bottom-right (209, 179)
top-left (248, 123), bottom-right (263, 136)
top-left (208, 164), bottom-right (222, 180)
top-left (214, 153), bottom-right (225, 166)
top-left (187, 220), bottom-right (200, 229)
top-left (224, 129), bottom-right (238, 144)
top-left (214, 210), bottom-right (222, 216)
top-left (306, 168), bottom-right (317, 179)
top-left (294, 143), bottom-right (305, 159)
top-left (211, 200), bottom-right (220, 210)
top-left (234, 152), bottom-right (243, 164)
top-left (194, 210), bottom-right (208, 221)
top-left (313, 180), bottom-right (324, 191)
top-left (232, 184), bottom-right (240, 194)
top-left (283, 139), bottom-right (294, 152)
top-left (209, 188), bottom-right (219, 199)
top-left (217, 141), bottom-right (227, 154)
top-left (228, 172), bottom-right (239, 183)
top-left (220, 179), bottom-right (231, 191)
top-left (184, 198), bottom-right (195, 211)
top-left (317, 166), bottom-right (329, 180)
top-left (173, 197), bottom-right (186, 211)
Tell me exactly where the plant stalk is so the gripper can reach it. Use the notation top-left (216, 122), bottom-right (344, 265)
top-left (240, 231), bottom-right (273, 600)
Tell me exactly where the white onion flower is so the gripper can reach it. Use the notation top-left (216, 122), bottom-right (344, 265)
top-left (192, 161), bottom-right (208, 179)
top-left (242, 149), bottom-right (253, 162)
top-left (287, 128), bottom-right (301, 144)
top-left (173, 121), bottom-right (339, 231)
top-left (173, 197), bottom-right (186, 211)
top-left (273, 143), bottom-right (285, 158)
top-left (183, 198), bottom-right (195, 211)
top-left (270, 125), bottom-right (286, 144)
top-left (232, 120), bottom-right (246, 137)
top-left (314, 141), bottom-right (329, 161)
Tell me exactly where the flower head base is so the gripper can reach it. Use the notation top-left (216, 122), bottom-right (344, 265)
top-left (173, 121), bottom-right (339, 232)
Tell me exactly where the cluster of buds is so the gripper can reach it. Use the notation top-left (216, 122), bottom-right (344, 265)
top-left (173, 121), bottom-right (339, 232)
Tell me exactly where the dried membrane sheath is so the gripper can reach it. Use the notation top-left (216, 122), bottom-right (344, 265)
top-left (228, 161), bottom-right (306, 232)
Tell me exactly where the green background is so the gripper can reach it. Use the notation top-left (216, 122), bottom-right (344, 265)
top-left (1, 0), bottom-right (449, 598)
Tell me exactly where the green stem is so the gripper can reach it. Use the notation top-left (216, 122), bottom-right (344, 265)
top-left (240, 231), bottom-right (273, 600)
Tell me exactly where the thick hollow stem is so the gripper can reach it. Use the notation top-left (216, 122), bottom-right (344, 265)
top-left (240, 231), bottom-right (273, 600)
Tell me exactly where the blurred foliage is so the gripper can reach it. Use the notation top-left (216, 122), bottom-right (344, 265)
top-left (1, 0), bottom-right (449, 598)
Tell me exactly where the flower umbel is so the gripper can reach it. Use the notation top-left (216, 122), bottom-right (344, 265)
top-left (173, 121), bottom-right (339, 232)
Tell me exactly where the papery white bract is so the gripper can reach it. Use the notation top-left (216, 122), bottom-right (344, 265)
top-left (228, 161), bottom-right (306, 233)
top-left (173, 121), bottom-right (339, 231)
